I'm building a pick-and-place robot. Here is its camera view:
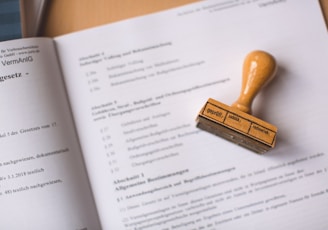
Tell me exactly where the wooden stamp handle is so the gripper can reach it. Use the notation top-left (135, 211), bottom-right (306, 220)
top-left (232, 50), bottom-right (277, 114)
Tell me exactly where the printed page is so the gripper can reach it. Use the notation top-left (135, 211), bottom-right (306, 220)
top-left (55, 0), bottom-right (328, 229)
top-left (0, 38), bottom-right (101, 229)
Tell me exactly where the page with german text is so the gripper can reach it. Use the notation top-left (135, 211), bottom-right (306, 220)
top-left (0, 38), bottom-right (101, 229)
top-left (55, 0), bottom-right (328, 229)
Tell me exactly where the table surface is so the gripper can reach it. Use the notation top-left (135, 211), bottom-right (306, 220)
top-left (41, 0), bottom-right (328, 38)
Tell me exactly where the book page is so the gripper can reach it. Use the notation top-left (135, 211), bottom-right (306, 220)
top-left (0, 38), bottom-right (101, 229)
top-left (55, 0), bottom-right (328, 229)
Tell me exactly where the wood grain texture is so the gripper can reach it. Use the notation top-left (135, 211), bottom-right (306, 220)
top-left (41, 0), bottom-right (199, 37)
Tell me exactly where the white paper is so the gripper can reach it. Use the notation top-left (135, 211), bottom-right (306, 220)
top-left (0, 38), bottom-right (101, 229)
top-left (55, 0), bottom-right (328, 229)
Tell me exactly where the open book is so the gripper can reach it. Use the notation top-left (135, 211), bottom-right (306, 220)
top-left (1, 0), bottom-right (328, 229)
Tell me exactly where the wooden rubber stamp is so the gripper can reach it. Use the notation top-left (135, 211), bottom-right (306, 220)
top-left (196, 50), bottom-right (278, 154)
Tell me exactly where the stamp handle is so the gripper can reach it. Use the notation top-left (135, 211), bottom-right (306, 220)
top-left (232, 50), bottom-right (277, 114)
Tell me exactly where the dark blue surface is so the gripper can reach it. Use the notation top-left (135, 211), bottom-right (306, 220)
top-left (0, 0), bottom-right (22, 41)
